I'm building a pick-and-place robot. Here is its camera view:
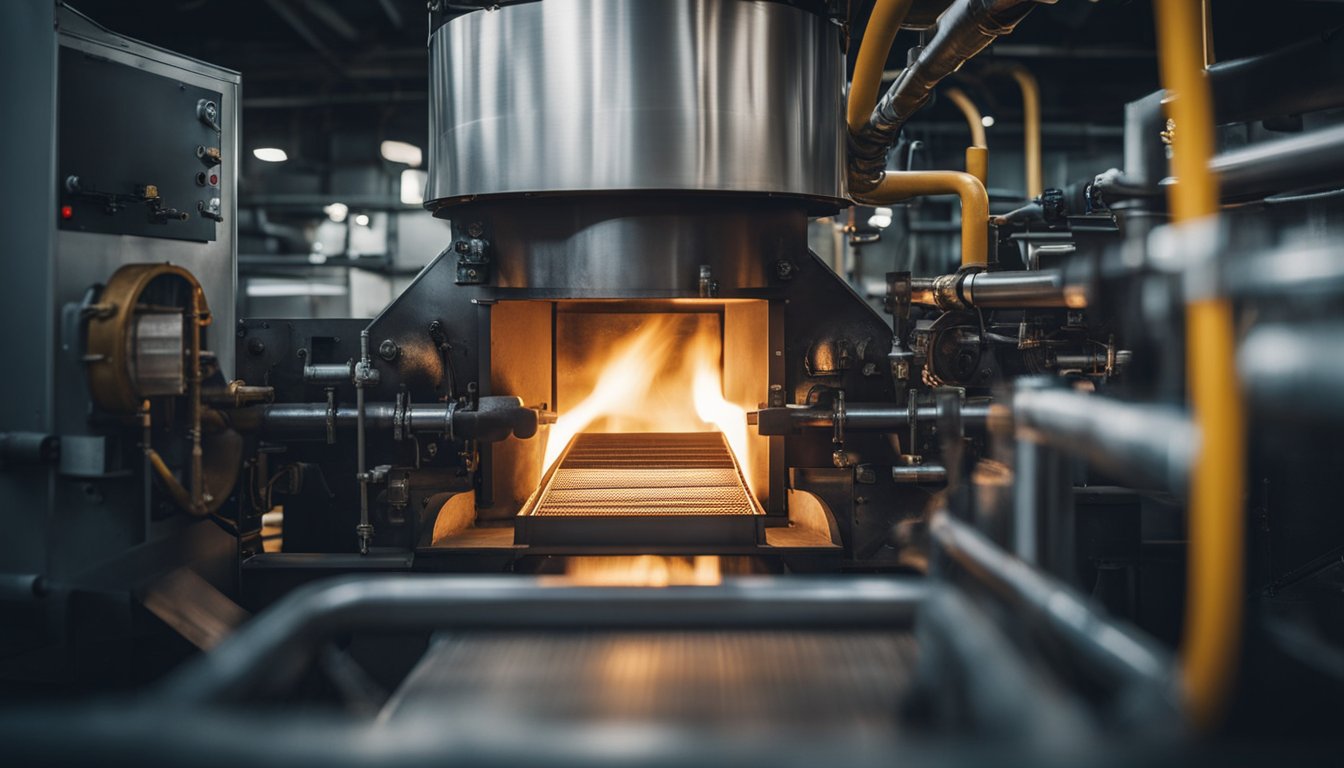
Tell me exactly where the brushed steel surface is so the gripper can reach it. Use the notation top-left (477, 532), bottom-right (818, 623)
top-left (382, 630), bottom-right (918, 732)
top-left (426, 0), bottom-right (845, 208)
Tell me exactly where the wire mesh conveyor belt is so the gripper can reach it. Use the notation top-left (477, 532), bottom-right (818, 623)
top-left (516, 432), bottom-right (764, 547)
top-left (380, 631), bottom-right (919, 735)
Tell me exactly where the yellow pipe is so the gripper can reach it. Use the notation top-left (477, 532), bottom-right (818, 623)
top-left (857, 171), bottom-right (989, 266)
top-left (944, 87), bottom-right (987, 148)
top-left (1007, 66), bottom-right (1043, 198)
top-left (1155, 0), bottom-right (1244, 730)
top-left (846, 0), bottom-right (914, 134)
top-left (965, 146), bottom-right (989, 191)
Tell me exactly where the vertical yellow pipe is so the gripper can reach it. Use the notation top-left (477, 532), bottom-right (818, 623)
top-left (944, 87), bottom-right (988, 148)
top-left (1007, 66), bottom-right (1043, 198)
top-left (1154, 0), bottom-right (1244, 731)
top-left (965, 146), bottom-right (989, 190)
top-left (845, 0), bottom-right (988, 266)
top-left (846, 0), bottom-right (914, 134)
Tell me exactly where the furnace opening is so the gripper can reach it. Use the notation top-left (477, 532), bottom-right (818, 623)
top-left (487, 299), bottom-right (774, 528)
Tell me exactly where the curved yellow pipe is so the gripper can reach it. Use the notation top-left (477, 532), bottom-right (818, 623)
top-left (846, 0), bottom-right (914, 134)
top-left (1007, 66), bottom-right (1043, 198)
top-left (857, 171), bottom-right (989, 266)
top-left (1155, 0), bottom-right (1244, 730)
top-left (944, 87), bottom-right (987, 148)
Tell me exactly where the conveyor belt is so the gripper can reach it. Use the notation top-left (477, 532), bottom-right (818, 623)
top-left (381, 631), bottom-right (918, 735)
top-left (516, 432), bottom-right (764, 547)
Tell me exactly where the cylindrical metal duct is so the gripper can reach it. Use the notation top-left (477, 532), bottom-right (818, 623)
top-left (426, 0), bottom-right (845, 211)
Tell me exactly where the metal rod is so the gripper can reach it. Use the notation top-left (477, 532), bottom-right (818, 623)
top-left (751, 402), bottom-right (991, 435)
top-left (156, 575), bottom-right (928, 706)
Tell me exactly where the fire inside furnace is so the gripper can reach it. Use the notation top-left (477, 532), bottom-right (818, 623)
top-left (515, 311), bottom-right (765, 551)
top-left (541, 313), bottom-right (752, 490)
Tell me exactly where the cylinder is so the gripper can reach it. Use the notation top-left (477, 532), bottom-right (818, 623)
top-left (426, 0), bottom-right (845, 211)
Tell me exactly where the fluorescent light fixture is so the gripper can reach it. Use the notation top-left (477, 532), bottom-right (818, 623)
top-left (246, 280), bottom-right (347, 298)
top-left (323, 202), bottom-right (349, 223)
top-left (380, 140), bottom-right (422, 167)
top-left (981, 115), bottom-right (996, 128)
top-left (252, 147), bottom-right (288, 162)
top-left (400, 168), bottom-right (427, 205)
top-left (354, 213), bottom-right (371, 227)
top-left (867, 206), bottom-right (893, 230)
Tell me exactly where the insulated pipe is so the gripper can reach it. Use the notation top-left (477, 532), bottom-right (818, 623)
top-left (846, 0), bottom-right (914, 134)
top-left (856, 171), bottom-right (989, 265)
top-left (1013, 387), bottom-right (1196, 496)
top-left (1155, 0), bottom-right (1244, 730)
top-left (848, 0), bottom-right (1048, 193)
top-left (1006, 65), bottom-right (1043, 198)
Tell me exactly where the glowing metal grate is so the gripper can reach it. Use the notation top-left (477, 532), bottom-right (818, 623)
top-left (515, 432), bottom-right (763, 547)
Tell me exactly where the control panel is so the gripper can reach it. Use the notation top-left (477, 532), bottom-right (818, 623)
top-left (56, 47), bottom-right (223, 242)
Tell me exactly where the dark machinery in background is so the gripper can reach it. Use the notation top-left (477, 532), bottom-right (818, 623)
top-left (2, 0), bottom-right (1344, 763)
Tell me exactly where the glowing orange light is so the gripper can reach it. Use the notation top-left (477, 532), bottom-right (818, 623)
top-left (540, 315), bottom-right (754, 492)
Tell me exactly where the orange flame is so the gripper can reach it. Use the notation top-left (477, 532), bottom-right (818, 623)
top-left (541, 315), bottom-right (753, 491)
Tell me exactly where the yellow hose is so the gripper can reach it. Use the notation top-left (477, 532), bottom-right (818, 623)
top-left (1007, 66), bottom-right (1042, 198)
top-left (846, 0), bottom-right (914, 134)
top-left (944, 87), bottom-right (987, 148)
top-left (857, 171), bottom-right (989, 266)
top-left (1155, 0), bottom-right (1244, 730)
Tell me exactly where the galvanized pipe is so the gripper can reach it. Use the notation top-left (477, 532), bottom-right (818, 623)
top-left (1209, 122), bottom-right (1344, 200)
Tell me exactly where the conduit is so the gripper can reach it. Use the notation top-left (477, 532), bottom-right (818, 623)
top-left (1155, 0), bottom-right (1245, 730)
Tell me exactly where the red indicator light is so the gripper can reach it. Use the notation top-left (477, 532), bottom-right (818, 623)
top-left (60, 205), bottom-right (73, 220)
top-left (209, 173), bottom-right (219, 186)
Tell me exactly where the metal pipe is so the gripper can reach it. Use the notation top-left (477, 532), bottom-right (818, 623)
top-left (944, 87), bottom-right (987, 147)
top-left (751, 402), bottom-right (991, 435)
top-left (855, 171), bottom-right (989, 265)
top-left (228, 398), bottom-right (539, 442)
top-left (303, 362), bottom-right (353, 384)
top-left (1240, 323), bottom-right (1344, 424)
top-left (1006, 65), bottom-right (1043, 197)
top-left (156, 575), bottom-right (928, 705)
top-left (1155, 0), bottom-right (1244, 730)
top-left (891, 464), bottom-right (948, 484)
top-left (846, 0), bottom-right (915, 134)
top-left (1013, 386), bottom-right (1195, 496)
top-left (930, 510), bottom-right (1178, 703)
top-left (355, 331), bottom-right (372, 555)
top-left (186, 282), bottom-right (207, 515)
top-left (1208, 123), bottom-right (1344, 200)
top-left (910, 269), bottom-right (1082, 310)
top-left (848, 0), bottom-right (1047, 193)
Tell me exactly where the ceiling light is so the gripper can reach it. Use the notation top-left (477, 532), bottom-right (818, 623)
top-left (981, 115), bottom-right (996, 128)
top-left (380, 140), bottom-right (423, 167)
top-left (252, 147), bottom-right (288, 162)
top-left (400, 168), bottom-right (427, 206)
top-left (324, 202), bottom-right (349, 223)
top-left (354, 213), bottom-right (371, 227)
